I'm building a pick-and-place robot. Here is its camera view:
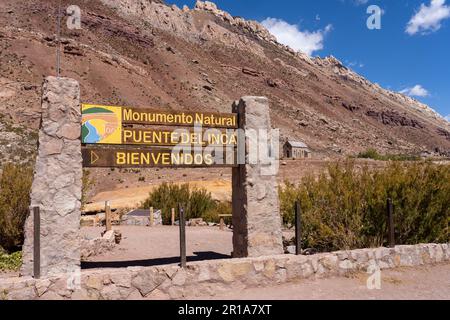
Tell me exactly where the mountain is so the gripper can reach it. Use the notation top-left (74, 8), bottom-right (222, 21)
top-left (0, 0), bottom-right (449, 165)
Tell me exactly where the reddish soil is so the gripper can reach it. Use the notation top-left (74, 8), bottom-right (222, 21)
top-left (1, 0), bottom-right (449, 169)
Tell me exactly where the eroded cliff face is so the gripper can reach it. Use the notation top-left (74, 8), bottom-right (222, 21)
top-left (100, 0), bottom-right (448, 124)
top-left (0, 0), bottom-right (449, 163)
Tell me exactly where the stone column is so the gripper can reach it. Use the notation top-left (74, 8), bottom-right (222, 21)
top-left (21, 76), bottom-right (82, 277)
top-left (232, 96), bottom-right (284, 258)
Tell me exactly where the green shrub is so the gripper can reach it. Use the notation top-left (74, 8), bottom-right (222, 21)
top-left (357, 148), bottom-right (380, 160)
top-left (142, 183), bottom-right (218, 224)
top-left (189, 187), bottom-right (217, 219)
top-left (0, 251), bottom-right (22, 272)
top-left (357, 148), bottom-right (420, 161)
top-left (0, 164), bottom-right (33, 253)
top-left (280, 161), bottom-right (449, 252)
top-left (202, 201), bottom-right (232, 224)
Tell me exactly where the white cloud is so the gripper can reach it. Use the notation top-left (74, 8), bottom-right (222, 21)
top-left (406, 0), bottom-right (450, 35)
top-left (347, 61), bottom-right (365, 68)
top-left (261, 18), bottom-right (332, 56)
top-left (399, 85), bottom-right (430, 97)
top-left (444, 114), bottom-right (450, 122)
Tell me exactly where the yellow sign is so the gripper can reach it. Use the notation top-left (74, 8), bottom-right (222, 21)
top-left (81, 104), bottom-right (122, 144)
top-left (122, 107), bottom-right (237, 128)
top-left (81, 104), bottom-right (238, 145)
top-left (122, 128), bottom-right (237, 146)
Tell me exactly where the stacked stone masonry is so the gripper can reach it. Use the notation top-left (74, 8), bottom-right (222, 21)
top-left (80, 230), bottom-right (117, 260)
top-left (232, 97), bottom-right (284, 258)
top-left (1, 243), bottom-right (448, 300)
top-left (21, 76), bottom-right (82, 278)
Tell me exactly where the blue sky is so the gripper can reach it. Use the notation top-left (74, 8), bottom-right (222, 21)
top-left (166, 0), bottom-right (450, 120)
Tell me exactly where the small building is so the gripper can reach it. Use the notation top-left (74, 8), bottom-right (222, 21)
top-left (283, 141), bottom-right (312, 159)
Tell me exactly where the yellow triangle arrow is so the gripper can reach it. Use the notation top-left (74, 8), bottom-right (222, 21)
top-left (91, 151), bottom-right (99, 165)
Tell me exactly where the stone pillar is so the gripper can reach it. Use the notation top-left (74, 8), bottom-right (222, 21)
top-left (232, 96), bottom-right (284, 258)
top-left (21, 76), bottom-right (82, 277)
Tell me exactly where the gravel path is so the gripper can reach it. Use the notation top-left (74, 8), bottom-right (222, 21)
top-left (195, 264), bottom-right (450, 300)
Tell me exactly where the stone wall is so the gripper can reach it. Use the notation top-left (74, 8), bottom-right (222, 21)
top-left (80, 230), bottom-right (117, 260)
top-left (2, 243), bottom-right (448, 300)
top-left (121, 210), bottom-right (163, 226)
top-left (21, 76), bottom-right (82, 277)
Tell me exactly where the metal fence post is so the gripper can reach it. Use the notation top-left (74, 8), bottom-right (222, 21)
top-left (387, 198), bottom-right (395, 248)
top-left (179, 205), bottom-right (187, 268)
top-left (295, 201), bottom-right (302, 255)
top-left (33, 206), bottom-right (41, 279)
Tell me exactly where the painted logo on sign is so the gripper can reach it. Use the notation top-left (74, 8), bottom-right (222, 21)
top-left (81, 104), bottom-right (122, 144)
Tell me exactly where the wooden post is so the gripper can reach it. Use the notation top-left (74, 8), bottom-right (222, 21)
top-left (149, 207), bottom-right (154, 227)
top-left (179, 205), bottom-right (187, 268)
top-left (295, 201), bottom-right (302, 255)
top-left (171, 208), bottom-right (175, 226)
top-left (219, 217), bottom-right (225, 231)
top-left (387, 198), bottom-right (395, 248)
top-left (105, 201), bottom-right (112, 232)
top-left (33, 207), bottom-right (40, 279)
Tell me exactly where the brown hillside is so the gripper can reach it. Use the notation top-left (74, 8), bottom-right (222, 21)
top-left (0, 0), bottom-right (449, 166)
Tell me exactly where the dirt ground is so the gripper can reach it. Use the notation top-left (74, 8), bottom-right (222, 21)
top-left (81, 226), bottom-right (234, 269)
top-left (81, 227), bottom-right (449, 301)
top-left (81, 226), bottom-right (297, 269)
top-left (3, 226), bottom-right (448, 300)
top-left (195, 264), bottom-right (450, 300)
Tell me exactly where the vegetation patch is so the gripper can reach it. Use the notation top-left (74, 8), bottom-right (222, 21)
top-left (142, 183), bottom-right (231, 224)
top-left (356, 148), bottom-right (421, 161)
top-left (0, 251), bottom-right (22, 272)
top-left (0, 163), bottom-right (33, 252)
top-left (280, 161), bottom-right (449, 252)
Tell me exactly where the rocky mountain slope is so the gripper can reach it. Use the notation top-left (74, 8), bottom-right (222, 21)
top-left (0, 0), bottom-right (449, 166)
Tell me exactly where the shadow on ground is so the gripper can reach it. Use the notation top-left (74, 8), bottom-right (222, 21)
top-left (81, 251), bottom-right (231, 269)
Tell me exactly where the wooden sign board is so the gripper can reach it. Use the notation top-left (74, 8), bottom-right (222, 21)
top-left (81, 104), bottom-right (238, 145)
top-left (122, 128), bottom-right (237, 147)
top-left (82, 147), bottom-right (237, 168)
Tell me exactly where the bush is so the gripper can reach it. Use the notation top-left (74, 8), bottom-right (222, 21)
top-left (0, 164), bottom-right (33, 253)
top-left (0, 251), bottom-right (22, 272)
top-left (202, 201), bottom-right (232, 224)
top-left (142, 183), bottom-right (218, 224)
top-left (280, 161), bottom-right (449, 252)
top-left (357, 148), bottom-right (380, 160)
top-left (357, 148), bottom-right (420, 161)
